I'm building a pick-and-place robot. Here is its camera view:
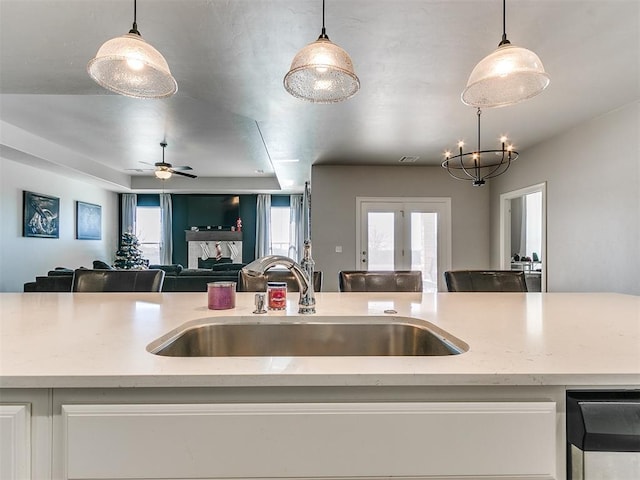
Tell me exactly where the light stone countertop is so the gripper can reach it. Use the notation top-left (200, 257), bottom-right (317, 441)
top-left (0, 292), bottom-right (638, 389)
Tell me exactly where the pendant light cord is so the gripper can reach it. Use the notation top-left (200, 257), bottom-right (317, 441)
top-left (499, 0), bottom-right (510, 46)
top-left (129, 0), bottom-right (140, 36)
top-left (319, 0), bottom-right (328, 39)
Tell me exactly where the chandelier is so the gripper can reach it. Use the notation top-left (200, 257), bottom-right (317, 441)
top-left (283, 0), bottom-right (360, 103)
top-left (461, 0), bottom-right (549, 108)
top-left (87, 0), bottom-right (177, 99)
top-left (442, 108), bottom-right (519, 186)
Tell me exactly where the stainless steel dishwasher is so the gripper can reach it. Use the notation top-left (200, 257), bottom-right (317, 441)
top-left (567, 390), bottom-right (640, 479)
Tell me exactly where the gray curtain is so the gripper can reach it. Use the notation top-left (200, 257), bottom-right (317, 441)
top-left (289, 194), bottom-right (303, 261)
top-left (159, 193), bottom-right (173, 265)
top-left (121, 193), bottom-right (137, 236)
top-left (255, 194), bottom-right (271, 258)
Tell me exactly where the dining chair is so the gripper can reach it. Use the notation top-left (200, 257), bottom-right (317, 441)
top-left (338, 270), bottom-right (423, 292)
top-left (444, 270), bottom-right (528, 292)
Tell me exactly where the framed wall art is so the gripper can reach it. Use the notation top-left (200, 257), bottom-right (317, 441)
top-left (23, 191), bottom-right (60, 238)
top-left (76, 201), bottom-right (102, 240)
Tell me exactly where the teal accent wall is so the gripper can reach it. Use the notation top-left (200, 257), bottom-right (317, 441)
top-left (271, 195), bottom-right (290, 207)
top-left (119, 193), bottom-right (258, 267)
top-left (171, 194), bottom-right (257, 266)
top-left (137, 194), bottom-right (160, 207)
top-left (239, 195), bottom-right (257, 263)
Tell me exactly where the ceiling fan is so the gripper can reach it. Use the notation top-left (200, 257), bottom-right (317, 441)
top-left (134, 142), bottom-right (198, 179)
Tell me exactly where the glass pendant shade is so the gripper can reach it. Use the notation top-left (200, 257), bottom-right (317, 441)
top-left (87, 33), bottom-right (177, 99)
top-left (154, 168), bottom-right (172, 180)
top-left (462, 43), bottom-right (550, 108)
top-left (284, 37), bottom-right (360, 103)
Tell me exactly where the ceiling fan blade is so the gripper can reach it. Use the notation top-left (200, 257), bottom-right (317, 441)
top-left (125, 168), bottom-right (154, 172)
top-left (171, 170), bottom-right (198, 179)
top-left (139, 161), bottom-right (156, 166)
top-left (170, 165), bottom-right (193, 171)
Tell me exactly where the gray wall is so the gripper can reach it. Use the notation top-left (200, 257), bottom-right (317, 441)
top-left (0, 157), bottom-right (119, 292)
top-left (490, 101), bottom-right (639, 295)
top-left (311, 165), bottom-right (491, 291)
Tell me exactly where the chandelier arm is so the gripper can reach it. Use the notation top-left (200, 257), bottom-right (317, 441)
top-left (453, 145), bottom-right (477, 180)
top-left (483, 151), bottom-right (514, 179)
top-left (442, 154), bottom-right (470, 181)
top-left (483, 149), bottom-right (514, 179)
top-left (457, 153), bottom-right (483, 182)
top-left (442, 159), bottom-right (474, 182)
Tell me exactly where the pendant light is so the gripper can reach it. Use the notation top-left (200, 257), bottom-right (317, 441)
top-left (284, 0), bottom-right (360, 103)
top-left (461, 0), bottom-right (549, 108)
top-left (87, 0), bottom-right (177, 99)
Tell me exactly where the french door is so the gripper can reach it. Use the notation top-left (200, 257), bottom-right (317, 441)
top-left (356, 198), bottom-right (451, 292)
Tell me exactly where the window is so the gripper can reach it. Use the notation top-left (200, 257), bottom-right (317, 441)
top-left (270, 206), bottom-right (291, 257)
top-left (136, 206), bottom-right (161, 265)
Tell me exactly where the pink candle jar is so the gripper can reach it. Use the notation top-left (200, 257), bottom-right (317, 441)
top-left (207, 282), bottom-right (236, 310)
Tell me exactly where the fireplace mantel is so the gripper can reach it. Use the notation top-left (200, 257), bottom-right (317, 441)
top-left (185, 230), bottom-right (243, 242)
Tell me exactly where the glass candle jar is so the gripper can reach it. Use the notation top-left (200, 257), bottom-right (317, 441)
top-left (267, 282), bottom-right (287, 310)
top-left (207, 282), bottom-right (236, 310)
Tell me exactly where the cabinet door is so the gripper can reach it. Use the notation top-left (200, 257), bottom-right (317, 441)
top-left (62, 402), bottom-right (556, 479)
top-left (0, 404), bottom-right (31, 480)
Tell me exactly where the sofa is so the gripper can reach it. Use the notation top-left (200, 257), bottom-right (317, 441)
top-left (24, 260), bottom-right (246, 293)
top-left (23, 267), bottom-right (75, 292)
top-left (153, 263), bottom-right (245, 292)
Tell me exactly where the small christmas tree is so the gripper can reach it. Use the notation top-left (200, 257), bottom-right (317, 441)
top-left (114, 232), bottom-right (148, 270)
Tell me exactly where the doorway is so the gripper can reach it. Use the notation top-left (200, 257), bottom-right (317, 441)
top-left (356, 197), bottom-right (452, 292)
top-left (499, 183), bottom-right (547, 292)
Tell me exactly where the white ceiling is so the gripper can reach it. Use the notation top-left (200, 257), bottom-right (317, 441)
top-left (1, 0), bottom-right (638, 193)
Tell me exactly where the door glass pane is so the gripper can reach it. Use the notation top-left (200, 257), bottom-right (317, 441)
top-left (367, 212), bottom-right (394, 270)
top-left (411, 212), bottom-right (438, 292)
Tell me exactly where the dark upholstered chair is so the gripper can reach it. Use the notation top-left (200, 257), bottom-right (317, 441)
top-left (444, 270), bottom-right (528, 292)
top-left (72, 269), bottom-right (165, 292)
top-left (237, 269), bottom-right (322, 292)
top-left (338, 270), bottom-right (423, 292)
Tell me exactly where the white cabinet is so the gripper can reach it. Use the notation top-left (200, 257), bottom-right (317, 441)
top-left (0, 404), bottom-right (31, 480)
top-left (61, 401), bottom-right (556, 480)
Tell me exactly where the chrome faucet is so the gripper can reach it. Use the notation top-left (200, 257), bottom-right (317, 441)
top-left (242, 241), bottom-right (316, 314)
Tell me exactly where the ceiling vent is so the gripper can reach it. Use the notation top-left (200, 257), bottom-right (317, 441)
top-left (399, 156), bottom-right (419, 163)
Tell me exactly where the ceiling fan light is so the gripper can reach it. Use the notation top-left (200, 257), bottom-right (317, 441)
top-left (462, 42), bottom-right (549, 108)
top-left (284, 37), bottom-right (360, 103)
top-left (155, 168), bottom-right (172, 180)
top-left (87, 33), bottom-right (177, 99)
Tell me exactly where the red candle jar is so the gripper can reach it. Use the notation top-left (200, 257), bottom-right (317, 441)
top-left (208, 282), bottom-right (236, 310)
top-left (267, 282), bottom-right (287, 310)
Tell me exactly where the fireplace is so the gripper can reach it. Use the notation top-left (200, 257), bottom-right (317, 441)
top-left (185, 230), bottom-right (243, 269)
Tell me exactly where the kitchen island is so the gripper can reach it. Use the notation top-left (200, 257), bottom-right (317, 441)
top-left (1, 292), bottom-right (639, 479)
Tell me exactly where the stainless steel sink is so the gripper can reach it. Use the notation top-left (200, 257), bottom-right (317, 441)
top-left (147, 316), bottom-right (468, 357)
